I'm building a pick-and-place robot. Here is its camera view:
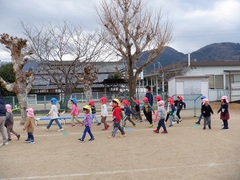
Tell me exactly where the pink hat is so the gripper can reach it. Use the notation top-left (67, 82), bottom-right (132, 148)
top-left (202, 98), bottom-right (209, 104)
top-left (221, 96), bottom-right (229, 103)
top-left (157, 100), bottom-right (165, 106)
top-left (5, 104), bottom-right (12, 113)
top-left (26, 108), bottom-right (34, 117)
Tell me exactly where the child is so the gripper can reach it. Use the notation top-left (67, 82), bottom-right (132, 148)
top-left (5, 104), bottom-right (20, 141)
top-left (153, 95), bottom-right (162, 123)
top-left (23, 108), bottom-right (35, 144)
top-left (134, 99), bottom-right (142, 122)
top-left (153, 100), bottom-right (168, 134)
top-left (195, 95), bottom-right (207, 125)
top-left (88, 100), bottom-right (101, 126)
top-left (142, 97), bottom-right (154, 128)
top-left (121, 100), bottom-right (136, 128)
top-left (217, 95), bottom-right (230, 130)
top-left (165, 97), bottom-right (176, 127)
top-left (45, 98), bottom-right (64, 131)
top-left (201, 99), bottom-right (214, 130)
top-left (174, 96), bottom-right (186, 123)
top-left (100, 97), bottom-right (109, 130)
top-left (78, 105), bottom-right (95, 142)
top-left (108, 99), bottom-right (126, 138)
top-left (70, 98), bottom-right (79, 127)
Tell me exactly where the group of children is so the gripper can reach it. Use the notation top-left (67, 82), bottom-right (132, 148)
top-left (195, 95), bottom-right (230, 130)
top-left (0, 93), bottom-right (231, 146)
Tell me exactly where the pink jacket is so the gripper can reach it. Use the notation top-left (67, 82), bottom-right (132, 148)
top-left (71, 104), bottom-right (79, 116)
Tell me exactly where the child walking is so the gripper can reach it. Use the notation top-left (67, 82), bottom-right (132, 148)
top-left (78, 105), bottom-right (95, 142)
top-left (153, 100), bottom-right (168, 134)
top-left (70, 98), bottom-right (79, 127)
top-left (88, 100), bottom-right (101, 126)
top-left (218, 96), bottom-right (230, 130)
top-left (165, 97), bottom-right (176, 127)
top-left (134, 99), bottom-right (142, 122)
top-left (5, 104), bottom-right (20, 141)
top-left (174, 96), bottom-right (186, 123)
top-left (153, 95), bottom-right (162, 123)
top-left (23, 108), bottom-right (35, 144)
top-left (100, 97), bottom-right (109, 130)
top-left (45, 98), bottom-right (64, 131)
top-left (108, 99), bottom-right (126, 138)
top-left (201, 99), bottom-right (214, 130)
top-left (121, 100), bottom-right (136, 128)
top-left (142, 97), bottom-right (154, 128)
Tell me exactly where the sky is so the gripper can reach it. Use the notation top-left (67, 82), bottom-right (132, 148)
top-left (0, 0), bottom-right (239, 62)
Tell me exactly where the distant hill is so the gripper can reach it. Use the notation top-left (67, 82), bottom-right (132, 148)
top-left (141, 42), bottom-right (240, 73)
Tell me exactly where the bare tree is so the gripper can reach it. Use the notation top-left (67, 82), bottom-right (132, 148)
top-left (21, 22), bottom-right (107, 110)
top-left (96, 0), bottom-right (172, 106)
top-left (0, 33), bottom-right (34, 124)
top-left (75, 63), bottom-right (98, 102)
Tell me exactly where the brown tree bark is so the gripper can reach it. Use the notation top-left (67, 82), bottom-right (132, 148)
top-left (0, 33), bottom-right (34, 124)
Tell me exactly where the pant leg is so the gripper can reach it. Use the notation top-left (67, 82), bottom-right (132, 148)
top-left (146, 112), bottom-right (152, 124)
top-left (157, 120), bottom-right (161, 130)
top-left (160, 119), bottom-right (167, 131)
top-left (81, 126), bottom-right (88, 140)
top-left (54, 119), bottom-right (63, 129)
top-left (165, 113), bottom-right (170, 122)
top-left (6, 126), bottom-right (12, 139)
top-left (87, 127), bottom-right (94, 139)
top-left (203, 117), bottom-right (207, 128)
top-left (0, 117), bottom-right (7, 143)
top-left (169, 114), bottom-right (173, 125)
top-left (46, 119), bottom-right (54, 129)
top-left (9, 126), bottom-right (18, 137)
top-left (71, 115), bottom-right (76, 125)
top-left (208, 117), bottom-right (211, 127)
top-left (122, 116), bottom-right (127, 127)
top-left (198, 113), bottom-right (203, 123)
top-left (112, 121), bottom-right (118, 137)
top-left (127, 116), bottom-right (136, 126)
top-left (92, 114), bottom-right (100, 123)
top-left (101, 116), bottom-right (108, 128)
top-left (176, 109), bottom-right (181, 119)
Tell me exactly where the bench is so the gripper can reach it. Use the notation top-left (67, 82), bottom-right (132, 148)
top-left (35, 116), bottom-right (85, 126)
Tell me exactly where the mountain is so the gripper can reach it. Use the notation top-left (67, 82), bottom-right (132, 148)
top-left (141, 42), bottom-right (240, 73)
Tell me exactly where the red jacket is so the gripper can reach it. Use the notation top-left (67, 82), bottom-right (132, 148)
top-left (112, 106), bottom-right (121, 123)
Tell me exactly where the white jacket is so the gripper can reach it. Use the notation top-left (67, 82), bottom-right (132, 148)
top-left (48, 105), bottom-right (59, 119)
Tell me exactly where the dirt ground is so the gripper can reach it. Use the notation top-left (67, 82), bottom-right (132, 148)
top-left (0, 102), bottom-right (240, 180)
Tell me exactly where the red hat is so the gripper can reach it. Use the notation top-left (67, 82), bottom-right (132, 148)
top-left (142, 97), bottom-right (148, 102)
top-left (122, 100), bottom-right (130, 106)
top-left (100, 97), bottom-right (107, 104)
top-left (135, 99), bottom-right (140, 105)
top-left (155, 95), bottom-right (162, 101)
top-left (177, 96), bottom-right (183, 101)
top-left (88, 100), bottom-right (95, 106)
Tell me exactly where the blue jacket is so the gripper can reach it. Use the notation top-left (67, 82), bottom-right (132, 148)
top-left (145, 92), bottom-right (153, 106)
top-left (123, 106), bottom-right (135, 116)
top-left (0, 96), bottom-right (6, 116)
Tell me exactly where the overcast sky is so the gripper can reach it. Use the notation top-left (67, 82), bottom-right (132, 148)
top-left (0, 0), bottom-right (239, 62)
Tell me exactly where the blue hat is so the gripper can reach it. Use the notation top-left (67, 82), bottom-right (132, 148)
top-left (201, 95), bottom-right (206, 99)
top-left (70, 98), bottom-right (77, 105)
top-left (50, 98), bottom-right (57, 105)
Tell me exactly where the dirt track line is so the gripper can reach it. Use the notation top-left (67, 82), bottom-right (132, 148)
top-left (1, 161), bottom-right (240, 180)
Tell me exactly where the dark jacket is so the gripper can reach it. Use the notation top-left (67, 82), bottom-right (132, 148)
top-left (5, 112), bottom-right (14, 126)
top-left (91, 105), bottom-right (96, 114)
top-left (145, 92), bottom-right (153, 106)
top-left (201, 104), bottom-right (213, 117)
top-left (123, 106), bottom-right (135, 116)
top-left (0, 96), bottom-right (6, 116)
top-left (174, 100), bottom-right (186, 110)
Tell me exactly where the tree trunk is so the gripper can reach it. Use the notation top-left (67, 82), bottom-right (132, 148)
top-left (128, 76), bottom-right (137, 109)
top-left (60, 92), bottom-right (71, 111)
top-left (16, 92), bottom-right (27, 125)
top-left (84, 86), bottom-right (92, 103)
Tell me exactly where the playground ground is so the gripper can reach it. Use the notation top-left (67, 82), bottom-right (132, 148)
top-left (0, 102), bottom-right (240, 180)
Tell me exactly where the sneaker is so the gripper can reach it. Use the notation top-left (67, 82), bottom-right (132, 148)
top-left (4, 141), bottom-right (9, 145)
top-left (8, 138), bottom-right (12, 141)
top-left (71, 124), bottom-right (75, 127)
top-left (177, 120), bottom-right (179, 124)
top-left (179, 119), bottom-right (182, 122)
top-left (203, 127), bottom-right (206, 130)
top-left (148, 124), bottom-right (153, 128)
top-left (161, 130), bottom-right (168, 134)
top-left (30, 141), bottom-right (35, 144)
top-left (208, 125), bottom-right (211, 129)
top-left (119, 134), bottom-right (126, 138)
top-left (106, 125), bottom-right (110, 130)
top-left (78, 138), bottom-right (84, 141)
top-left (17, 134), bottom-right (20, 140)
top-left (195, 122), bottom-right (200, 124)
top-left (169, 124), bottom-right (173, 127)
top-left (108, 135), bottom-right (114, 139)
top-left (153, 129), bottom-right (159, 133)
top-left (88, 138), bottom-right (95, 141)
top-left (97, 123), bottom-right (101, 126)
top-left (58, 128), bottom-right (64, 132)
top-left (25, 139), bottom-right (30, 143)
top-left (44, 127), bottom-right (49, 132)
